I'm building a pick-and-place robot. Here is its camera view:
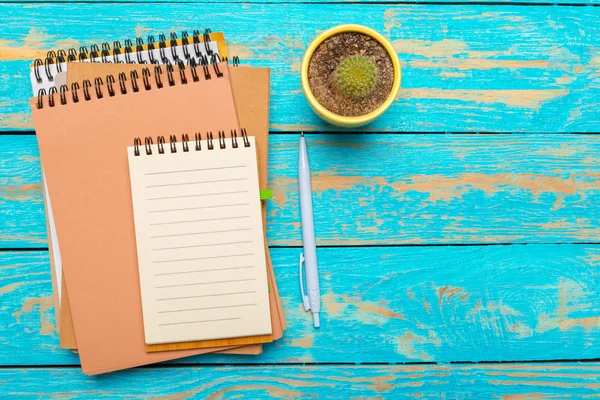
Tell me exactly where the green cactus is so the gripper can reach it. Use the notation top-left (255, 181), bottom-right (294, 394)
top-left (335, 55), bottom-right (377, 99)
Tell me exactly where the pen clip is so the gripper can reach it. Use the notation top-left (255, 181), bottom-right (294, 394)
top-left (299, 253), bottom-right (310, 311)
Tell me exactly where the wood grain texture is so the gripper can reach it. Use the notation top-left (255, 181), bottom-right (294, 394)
top-left (2, 134), bottom-right (599, 248)
top-left (1, 4), bottom-right (600, 132)
top-left (1, 0), bottom-right (598, 3)
top-left (2, 246), bottom-right (599, 365)
top-left (0, 135), bottom-right (45, 247)
top-left (2, 0), bottom-right (600, 391)
top-left (2, 364), bottom-right (600, 398)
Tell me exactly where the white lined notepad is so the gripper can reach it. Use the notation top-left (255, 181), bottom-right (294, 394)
top-left (127, 135), bottom-right (272, 345)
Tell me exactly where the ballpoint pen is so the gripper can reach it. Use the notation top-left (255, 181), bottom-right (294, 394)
top-left (298, 132), bottom-right (321, 328)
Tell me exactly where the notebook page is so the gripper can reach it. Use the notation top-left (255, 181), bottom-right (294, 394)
top-left (127, 135), bottom-right (272, 345)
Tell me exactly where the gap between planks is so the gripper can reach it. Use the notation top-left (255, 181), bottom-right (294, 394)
top-left (0, 1), bottom-right (598, 6)
top-left (4, 242), bottom-right (600, 252)
top-left (0, 359), bottom-right (599, 369)
top-left (2, 131), bottom-right (600, 135)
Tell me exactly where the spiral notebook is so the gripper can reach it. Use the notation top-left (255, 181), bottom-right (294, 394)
top-left (33, 29), bottom-right (227, 314)
top-left (33, 61), bottom-right (248, 375)
top-left (128, 133), bottom-right (272, 345)
top-left (30, 29), bottom-right (227, 95)
top-left (52, 60), bottom-right (284, 354)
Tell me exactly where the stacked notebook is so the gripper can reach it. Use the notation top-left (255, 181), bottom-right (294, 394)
top-left (30, 29), bottom-right (285, 375)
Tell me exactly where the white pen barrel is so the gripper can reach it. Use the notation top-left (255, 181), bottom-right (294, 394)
top-left (299, 136), bottom-right (320, 314)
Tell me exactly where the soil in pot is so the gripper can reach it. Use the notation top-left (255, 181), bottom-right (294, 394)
top-left (307, 32), bottom-right (394, 118)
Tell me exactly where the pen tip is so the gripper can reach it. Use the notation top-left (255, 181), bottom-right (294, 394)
top-left (313, 313), bottom-right (320, 328)
top-left (300, 132), bottom-right (304, 137)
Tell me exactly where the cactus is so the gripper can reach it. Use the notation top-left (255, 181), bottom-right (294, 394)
top-left (335, 55), bottom-right (377, 99)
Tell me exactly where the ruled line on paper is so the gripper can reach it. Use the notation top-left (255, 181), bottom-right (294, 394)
top-left (146, 177), bottom-right (247, 188)
top-left (148, 203), bottom-right (250, 214)
top-left (145, 165), bottom-right (246, 176)
top-left (152, 240), bottom-right (252, 251)
top-left (157, 290), bottom-right (258, 301)
top-left (153, 253), bottom-right (254, 264)
top-left (159, 317), bottom-right (241, 326)
top-left (156, 278), bottom-right (256, 289)
top-left (155, 265), bottom-right (255, 276)
top-left (158, 303), bottom-right (258, 314)
top-left (150, 215), bottom-right (250, 226)
top-left (151, 228), bottom-right (251, 239)
top-left (147, 190), bottom-right (249, 201)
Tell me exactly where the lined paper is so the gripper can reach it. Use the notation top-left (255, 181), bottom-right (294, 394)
top-left (127, 136), bottom-right (272, 345)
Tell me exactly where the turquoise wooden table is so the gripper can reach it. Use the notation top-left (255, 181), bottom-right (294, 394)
top-left (1, 1), bottom-right (600, 398)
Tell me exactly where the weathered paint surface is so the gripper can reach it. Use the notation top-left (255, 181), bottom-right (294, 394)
top-left (1, 364), bottom-right (600, 398)
top-left (1, 5), bottom-right (600, 132)
top-left (2, 0), bottom-right (600, 395)
top-left (1, 0), bottom-right (598, 3)
top-left (2, 134), bottom-right (599, 247)
top-left (2, 247), bottom-right (599, 365)
top-left (0, 135), bottom-right (45, 247)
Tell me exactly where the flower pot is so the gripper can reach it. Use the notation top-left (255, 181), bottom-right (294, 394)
top-left (301, 24), bottom-right (401, 128)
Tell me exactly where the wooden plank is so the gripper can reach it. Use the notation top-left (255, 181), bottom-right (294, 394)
top-left (0, 135), bottom-right (45, 247)
top-left (2, 246), bottom-right (599, 365)
top-left (1, 4), bottom-right (599, 132)
top-left (1, 364), bottom-right (600, 397)
top-left (1, 0), bottom-right (598, 4)
top-left (2, 134), bottom-right (599, 248)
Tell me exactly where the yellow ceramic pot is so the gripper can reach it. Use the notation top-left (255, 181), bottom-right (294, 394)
top-left (301, 24), bottom-right (401, 128)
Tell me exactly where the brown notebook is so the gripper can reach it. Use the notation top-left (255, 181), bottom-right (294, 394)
top-left (37, 30), bottom-right (229, 339)
top-left (33, 62), bottom-right (261, 375)
top-left (53, 62), bottom-right (264, 353)
top-left (55, 62), bottom-right (284, 354)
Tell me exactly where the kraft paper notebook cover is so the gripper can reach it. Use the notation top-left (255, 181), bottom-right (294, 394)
top-left (33, 28), bottom-right (227, 338)
top-left (229, 65), bottom-right (286, 336)
top-left (33, 63), bottom-right (254, 375)
top-left (56, 62), bottom-right (284, 353)
top-left (54, 62), bottom-right (284, 353)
